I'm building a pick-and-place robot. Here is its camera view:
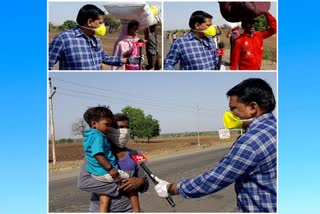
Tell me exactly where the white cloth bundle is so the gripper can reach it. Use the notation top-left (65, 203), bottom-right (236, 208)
top-left (227, 22), bottom-right (241, 29)
top-left (103, 0), bottom-right (159, 28)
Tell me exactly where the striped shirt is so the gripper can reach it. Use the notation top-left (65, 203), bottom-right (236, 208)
top-left (177, 113), bottom-right (277, 212)
top-left (164, 31), bottom-right (217, 70)
top-left (49, 26), bottom-right (123, 70)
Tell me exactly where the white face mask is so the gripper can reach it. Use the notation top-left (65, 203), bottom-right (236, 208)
top-left (107, 128), bottom-right (130, 148)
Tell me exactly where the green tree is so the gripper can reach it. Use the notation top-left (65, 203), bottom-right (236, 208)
top-left (122, 106), bottom-right (145, 139)
top-left (144, 115), bottom-right (160, 143)
top-left (104, 14), bottom-right (121, 33)
top-left (121, 106), bottom-right (160, 142)
top-left (49, 22), bottom-right (57, 32)
top-left (58, 20), bottom-right (77, 31)
top-left (255, 14), bottom-right (268, 31)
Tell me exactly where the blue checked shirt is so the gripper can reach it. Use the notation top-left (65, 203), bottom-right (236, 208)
top-left (49, 26), bottom-right (123, 70)
top-left (177, 113), bottom-right (277, 212)
top-left (164, 31), bottom-right (217, 70)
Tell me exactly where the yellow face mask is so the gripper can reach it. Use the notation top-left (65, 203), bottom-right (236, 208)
top-left (193, 25), bottom-right (217, 37)
top-left (94, 23), bottom-right (107, 37)
top-left (203, 25), bottom-right (217, 37)
top-left (223, 111), bottom-right (242, 129)
top-left (81, 23), bottom-right (107, 37)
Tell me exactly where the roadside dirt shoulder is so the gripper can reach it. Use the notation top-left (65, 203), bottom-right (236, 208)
top-left (49, 143), bottom-right (232, 181)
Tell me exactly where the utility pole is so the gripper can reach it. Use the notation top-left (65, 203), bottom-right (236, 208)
top-left (196, 105), bottom-right (200, 146)
top-left (49, 78), bottom-right (57, 164)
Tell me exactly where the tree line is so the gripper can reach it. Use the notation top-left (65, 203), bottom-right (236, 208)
top-left (49, 14), bottom-right (122, 33)
top-left (167, 13), bottom-right (269, 34)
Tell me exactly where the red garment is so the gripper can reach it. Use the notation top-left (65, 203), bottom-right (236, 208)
top-left (230, 12), bottom-right (277, 70)
top-left (217, 48), bottom-right (225, 56)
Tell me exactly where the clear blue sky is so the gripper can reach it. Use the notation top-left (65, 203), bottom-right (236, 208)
top-left (49, 1), bottom-right (162, 25)
top-left (49, 72), bottom-right (277, 139)
top-left (163, 1), bottom-right (277, 30)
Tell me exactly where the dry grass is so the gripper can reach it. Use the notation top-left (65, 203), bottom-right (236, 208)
top-left (49, 134), bottom-right (238, 173)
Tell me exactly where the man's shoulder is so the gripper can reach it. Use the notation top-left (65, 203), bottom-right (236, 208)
top-left (234, 34), bottom-right (245, 43)
top-left (241, 118), bottom-right (276, 147)
top-left (53, 28), bottom-right (78, 41)
top-left (175, 34), bottom-right (192, 45)
top-left (125, 148), bottom-right (141, 154)
top-left (254, 31), bottom-right (266, 39)
top-left (62, 27), bottom-right (77, 35)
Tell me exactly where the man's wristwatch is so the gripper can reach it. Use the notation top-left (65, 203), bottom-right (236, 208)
top-left (168, 183), bottom-right (174, 196)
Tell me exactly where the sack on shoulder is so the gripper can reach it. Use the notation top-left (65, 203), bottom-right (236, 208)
top-left (219, 2), bottom-right (271, 22)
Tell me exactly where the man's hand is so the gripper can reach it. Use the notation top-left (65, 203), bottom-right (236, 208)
top-left (108, 168), bottom-right (119, 179)
top-left (118, 177), bottom-right (144, 192)
top-left (154, 177), bottom-right (170, 198)
top-left (127, 55), bottom-right (144, 64)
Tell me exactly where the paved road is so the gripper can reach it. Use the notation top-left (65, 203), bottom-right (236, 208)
top-left (49, 146), bottom-right (237, 212)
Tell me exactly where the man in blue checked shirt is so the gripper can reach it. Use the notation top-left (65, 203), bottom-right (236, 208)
top-left (164, 11), bottom-right (217, 70)
top-left (154, 78), bottom-right (277, 213)
top-left (49, 4), bottom-right (140, 70)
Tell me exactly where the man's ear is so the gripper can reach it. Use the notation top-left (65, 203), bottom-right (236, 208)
top-left (194, 23), bottom-right (201, 30)
top-left (87, 18), bottom-right (94, 27)
top-left (91, 120), bottom-right (96, 128)
top-left (249, 102), bottom-right (259, 116)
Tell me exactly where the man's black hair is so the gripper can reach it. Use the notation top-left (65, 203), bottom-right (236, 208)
top-left (226, 78), bottom-right (276, 112)
top-left (241, 18), bottom-right (255, 28)
top-left (76, 4), bottom-right (105, 25)
top-left (113, 113), bottom-right (129, 122)
top-left (189, 10), bottom-right (213, 29)
top-left (112, 113), bottom-right (129, 128)
top-left (218, 42), bottom-right (225, 49)
top-left (83, 105), bottom-right (113, 127)
top-left (127, 20), bottom-right (139, 32)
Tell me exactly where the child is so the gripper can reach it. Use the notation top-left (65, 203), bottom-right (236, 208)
top-left (82, 106), bottom-right (135, 212)
top-left (112, 21), bottom-right (142, 70)
top-left (78, 113), bottom-right (147, 212)
top-left (215, 42), bottom-right (225, 70)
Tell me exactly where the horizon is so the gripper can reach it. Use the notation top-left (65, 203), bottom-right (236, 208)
top-left (49, 72), bottom-right (277, 139)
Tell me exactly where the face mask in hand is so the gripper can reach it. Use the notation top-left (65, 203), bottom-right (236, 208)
top-left (193, 25), bottom-right (217, 37)
top-left (107, 128), bottom-right (130, 148)
top-left (81, 23), bottom-right (107, 37)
